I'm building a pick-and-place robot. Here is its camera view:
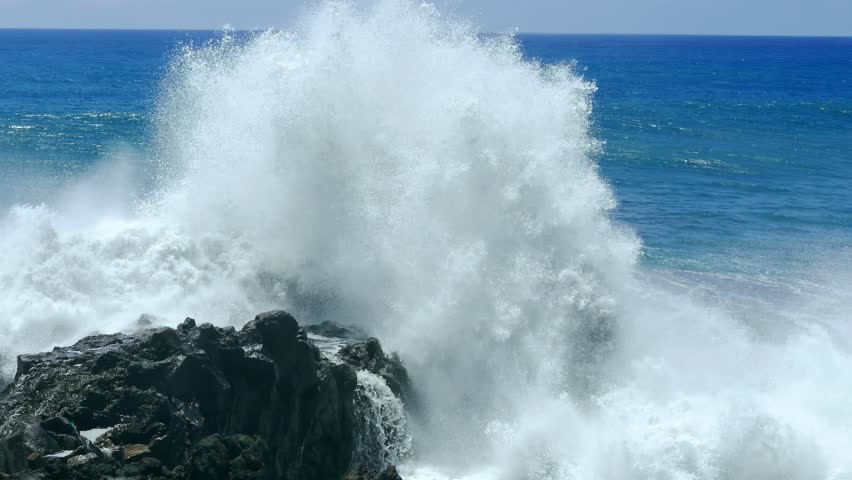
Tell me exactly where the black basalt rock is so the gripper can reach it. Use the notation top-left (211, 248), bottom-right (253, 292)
top-left (339, 338), bottom-right (411, 402)
top-left (185, 434), bottom-right (271, 480)
top-left (304, 321), bottom-right (366, 340)
top-left (344, 464), bottom-right (404, 480)
top-left (0, 311), bottom-right (406, 480)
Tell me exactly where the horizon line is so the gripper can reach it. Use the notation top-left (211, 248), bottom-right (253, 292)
top-left (0, 27), bottom-right (850, 39)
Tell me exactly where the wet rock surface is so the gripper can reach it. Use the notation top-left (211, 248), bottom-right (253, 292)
top-left (303, 322), bottom-right (366, 341)
top-left (0, 311), bottom-right (408, 480)
top-left (343, 464), bottom-right (403, 480)
top-left (339, 339), bottom-right (411, 403)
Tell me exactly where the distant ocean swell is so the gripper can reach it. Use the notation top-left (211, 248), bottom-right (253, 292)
top-left (1, 1), bottom-right (851, 479)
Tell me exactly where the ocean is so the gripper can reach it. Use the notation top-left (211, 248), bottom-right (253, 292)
top-left (1, 3), bottom-right (851, 478)
top-left (3, 31), bottom-right (850, 279)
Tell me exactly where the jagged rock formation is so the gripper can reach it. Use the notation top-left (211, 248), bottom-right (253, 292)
top-left (343, 464), bottom-right (403, 480)
top-left (338, 339), bottom-right (410, 404)
top-left (0, 311), bottom-right (408, 480)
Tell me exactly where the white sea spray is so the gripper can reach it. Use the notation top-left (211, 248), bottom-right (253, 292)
top-left (0, 2), bottom-right (850, 479)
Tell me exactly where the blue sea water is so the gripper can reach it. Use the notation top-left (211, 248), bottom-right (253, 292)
top-left (1, 29), bottom-right (850, 285)
top-left (2, 18), bottom-right (852, 480)
top-left (519, 35), bottom-right (852, 282)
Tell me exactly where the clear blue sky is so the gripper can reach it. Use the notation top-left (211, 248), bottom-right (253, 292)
top-left (1, 0), bottom-right (850, 36)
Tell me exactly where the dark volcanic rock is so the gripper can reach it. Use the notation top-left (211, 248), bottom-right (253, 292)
top-left (344, 464), bottom-right (404, 480)
top-left (376, 465), bottom-right (404, 480)
top-left (339, 339), bottom-right (411, 402)
top-left (0, 311), bottom-right (407, 480)
top-left (185, 434), bottom-right (269, 480)
top-left (304, 321), bottom-right (366, 340)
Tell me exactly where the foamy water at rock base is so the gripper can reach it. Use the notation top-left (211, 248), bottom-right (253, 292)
top-left (1, 2), bottom-right (850, 479)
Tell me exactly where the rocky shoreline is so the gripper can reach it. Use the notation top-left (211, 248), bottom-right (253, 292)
top-left (0, 311), bottom-right (408, 480)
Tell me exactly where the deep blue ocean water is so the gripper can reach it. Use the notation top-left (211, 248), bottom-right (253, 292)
top-left (520, 35), bottom-right (852, 281)
top-left (1, 30), bottom-right (850, 282)
top-left (3, 25), bottom-right (852, 479)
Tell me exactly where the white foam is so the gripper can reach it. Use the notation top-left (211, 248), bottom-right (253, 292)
top-left (353, 370), bottom-right (412, 469)
top-left (46, 450), bottom-right (75, 459)
top-left (80, 427), bottom-right (112, 443)
top-left (0, 1), bottom-right (850, 478)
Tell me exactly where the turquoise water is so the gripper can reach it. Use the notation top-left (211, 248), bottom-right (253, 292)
top-left (2, 31), bottom-right (849, 281)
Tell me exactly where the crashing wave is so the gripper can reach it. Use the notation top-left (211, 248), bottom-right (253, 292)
top-left (0, 1), bottom-right (850, 479)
